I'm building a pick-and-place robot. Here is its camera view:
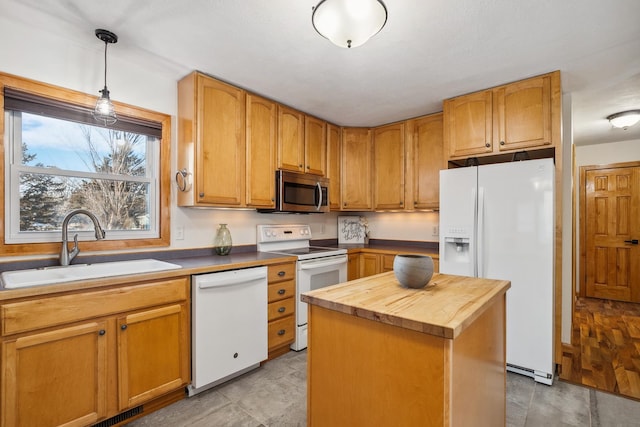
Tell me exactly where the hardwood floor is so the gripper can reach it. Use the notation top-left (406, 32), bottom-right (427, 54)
top-left (560, 297), bottom-right (640, 400)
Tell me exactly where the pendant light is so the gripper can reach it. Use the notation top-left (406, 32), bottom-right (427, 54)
top-left (607, 110), bottom-right (640, 130)
top-left (312, 0), bottom-right (387, 49)
top-left (93, 29), bottom-right (118, 126)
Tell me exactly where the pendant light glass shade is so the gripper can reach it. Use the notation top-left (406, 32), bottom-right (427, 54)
top-left (312, 0), bottom-right (387, 49)
top-left (93, 29), bottom-right (118, 126)
top-left (607, 110), bottom-right (640, 129)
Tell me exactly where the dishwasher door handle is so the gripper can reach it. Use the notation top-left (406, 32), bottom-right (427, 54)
top-left (197, 272), bottom-right (267, 289)
top-left (299, 257), bottom-right (347, 270)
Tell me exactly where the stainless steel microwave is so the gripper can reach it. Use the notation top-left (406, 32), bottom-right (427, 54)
top-left (258, 170), bottom-right (330, 213)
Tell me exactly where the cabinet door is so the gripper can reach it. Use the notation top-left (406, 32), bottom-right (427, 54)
top-left (444, 90), bottom-right (493, 158)
top-left (373, 123), bottom-right (405, 210)
top-left (277, 106), bottom-right (305, 172)
top-left (495, 75), bottom-right (552, 151)
top-left (347, 253), bottom-right (360, 281)
top-left (341, 128), bottom-right (372, 211)
top-left (305, 115), bottom-right (327, 176)
top-left (360, 253), bottom-right (380, 278)
top-left (246, 94), bottom-right (276, 208)
top-left (197, 75), bottom-right (246, 205)
top-left (117, 303), bottom-right (189, 411)
top-left (412, 114), bottom-right (444, 209)
top-left (327, 124), bottom-right (342, 210)
top-left (1, 322), bottom-right (108, 427)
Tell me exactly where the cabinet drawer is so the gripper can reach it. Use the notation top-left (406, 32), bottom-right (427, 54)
top-left (268, 316), bottom-right (295, 350)
top-left (268, 280), bottom-right (295, 302)
top-left (268, 263), bottom-right (295, 283)
top-left (1, 277), bottom-right (189, 336)
top-left (268, 298), bottom-right (295, 321)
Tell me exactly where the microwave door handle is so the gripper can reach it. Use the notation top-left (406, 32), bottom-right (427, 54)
top-left (316, 182), bottom-right (322, 211)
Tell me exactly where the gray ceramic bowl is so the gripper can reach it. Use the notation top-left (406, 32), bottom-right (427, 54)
top-left (393, 254), bottom-right (434, 289)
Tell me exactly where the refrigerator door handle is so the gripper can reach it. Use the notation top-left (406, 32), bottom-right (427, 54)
top-left (472, 186), bottom-right (478, 277)
top-left (477, 187), bottom-right (485, 278)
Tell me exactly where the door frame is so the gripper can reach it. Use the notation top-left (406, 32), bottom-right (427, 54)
top-left (578, 160), bottom-right (640, 300)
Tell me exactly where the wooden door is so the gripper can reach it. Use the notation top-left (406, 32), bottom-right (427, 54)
top-left (327, 124), bottom-right (342, 210)
top-left (495, 74), bottom-right (552, 151)
top-left (197, 75), bottom-right (246, 205)
top-left (444, 90), bottom-right (493, 158)
top-left (341, 128), bottom-right (372, 210)
top-left (583, 164), bottom-right (640, 302)
top-left (246, 94), bottom-right (276, 208)
top-left (1, 322), bottom-right (108, 427)
top-left (277, 106), bottom-right (305, 173)
top-left (411, 113), bottom-right (444, 210)
top-left (373, 123), bottom-right (405, 210)
top-left (117, 303), bottom-right (189, 410)
top-left (305, 115), bottom-right (327, 176)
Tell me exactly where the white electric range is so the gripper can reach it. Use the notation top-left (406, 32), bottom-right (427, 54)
top-left (257, 224), bottom-right (347, 351)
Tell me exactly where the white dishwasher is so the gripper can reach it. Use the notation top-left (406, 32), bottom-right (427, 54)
top-left (188, 266), bottom-right (268, 396)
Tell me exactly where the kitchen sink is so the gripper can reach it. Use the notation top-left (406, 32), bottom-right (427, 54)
top-left (1, 259), bottom-right (182, 289)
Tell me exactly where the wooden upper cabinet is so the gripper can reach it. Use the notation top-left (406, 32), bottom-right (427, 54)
top-left (277, 105), bottom-right (305, 173)
top-left (495, 74), bottom-right (552, 151)
top-left (373, 122), bottom-right (405, 210)
top-left (246, 94), bottom-right (276, 208)
top-left (410, 113), bottom-right (444, 210)
top-left (305, 115), bottom-right (327, 176)
top-left (444, 90), bottom-right (493, 158)
top-left (341, 128), bottom-right (372, 211)
top-left (444, 71), bottom-right (560, 161)
top-left (177, 72), bottom-right (246, 207)
top-left (327, 124), bottom-right (342, 210)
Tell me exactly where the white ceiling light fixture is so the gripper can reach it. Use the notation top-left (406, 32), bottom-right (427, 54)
top-left (607, 110), bottom-right (640, 130)
top-left (312, 0), bottom-right (387, 49)
top-left (93, 29), bottom-right (118, 126)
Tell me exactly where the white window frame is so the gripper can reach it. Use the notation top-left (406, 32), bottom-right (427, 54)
top-left (4, 110), bottom-right (161, 244)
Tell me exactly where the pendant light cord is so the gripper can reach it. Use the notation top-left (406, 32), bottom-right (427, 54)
top-left (103, 41), bottom-right (108, 89)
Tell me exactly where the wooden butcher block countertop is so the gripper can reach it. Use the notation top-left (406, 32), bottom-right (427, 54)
top-left (301, 272), bottom-right (510, 339)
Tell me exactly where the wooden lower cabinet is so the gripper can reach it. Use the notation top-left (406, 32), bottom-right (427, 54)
top-left (350, 250), bottom-right (439, 280)
top-left (0, 277), bottom-right (190, 427)
top-left (267, 261), bottom-right (296, 359)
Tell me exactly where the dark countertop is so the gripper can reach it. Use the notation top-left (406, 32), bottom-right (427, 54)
top-left (0, 251), bottom-right (296, 301)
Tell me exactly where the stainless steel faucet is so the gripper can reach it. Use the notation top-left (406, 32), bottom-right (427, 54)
top-left (59, 209), bottom-right (106, 266)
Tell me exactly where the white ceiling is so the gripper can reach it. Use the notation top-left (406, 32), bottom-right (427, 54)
top-left (5, 0), bottom-right (640, 146)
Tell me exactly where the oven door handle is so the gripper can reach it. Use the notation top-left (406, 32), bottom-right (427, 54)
top-left (299, 257), bottom-right (347, 270)
top-left (315, 182), bottom-right (323, 211)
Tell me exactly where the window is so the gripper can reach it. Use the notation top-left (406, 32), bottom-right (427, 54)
top-left (0, 73), bottom-right (171, 255)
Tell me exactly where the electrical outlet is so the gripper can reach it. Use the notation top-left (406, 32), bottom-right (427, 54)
top-left (175, 225), bottom-right (184, 240)
top-left (432, 226), bottom-right (439, 236)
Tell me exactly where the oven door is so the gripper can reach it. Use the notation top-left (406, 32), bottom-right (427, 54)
top-left (295, 254), bottom-right (347, 346)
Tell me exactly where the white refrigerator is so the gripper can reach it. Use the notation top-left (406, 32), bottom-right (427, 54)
top-left (439, 158), bottom-right (555, 385)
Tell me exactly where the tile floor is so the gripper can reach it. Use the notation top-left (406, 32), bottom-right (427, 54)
top-left (129, 350), bottom-right (640, 427)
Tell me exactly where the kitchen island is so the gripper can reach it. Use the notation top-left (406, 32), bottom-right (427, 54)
top-left (301, 271), bottom-right (510, 427)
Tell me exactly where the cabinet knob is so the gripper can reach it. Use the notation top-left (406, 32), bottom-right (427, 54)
top-left (485, 143), bottom-right (490, 148)
top-left (414, 201), bottom-right (418, 206)
top-left (98, 329), bottom-right (106, 336)
top-left (277, 329), bottom-right (286, 336)
top-left (400, 201), bottom-right (403, 206)
top-left (278, 307), bottom-right (286, 313)
top-left (199, 192), bottom-right (205, 197)
top-left (500, 141), bottom-right (505, 145)
top-left (278, 288), bottom-right (286, 295)
top-left (121, 324), bottom-right (128, 330)
top-left (306, 165), bottom-right (309, 169)
top-left (278, 271), bottom-right (286, 277)
top-left (299, 164), bottom-right (303, 168)
top-left (343, 202), bottom-right (347, 207)
top-left (233, 352), bottom-right (239, 358)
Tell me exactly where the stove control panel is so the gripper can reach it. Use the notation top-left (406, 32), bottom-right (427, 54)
top-left (257, 224), bottom-right (312, 243)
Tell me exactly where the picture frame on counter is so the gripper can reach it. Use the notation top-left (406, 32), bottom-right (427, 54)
top-left (338, 216), bottom-right (365, 244)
